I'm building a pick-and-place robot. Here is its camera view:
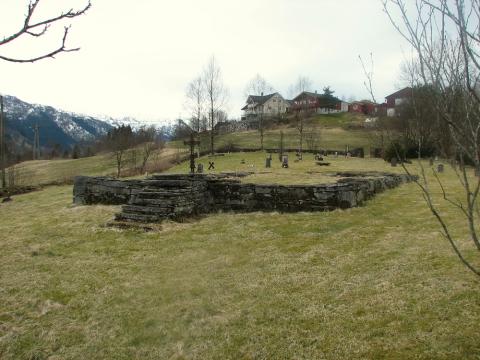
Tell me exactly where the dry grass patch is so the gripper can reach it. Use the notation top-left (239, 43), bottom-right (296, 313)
top-left (0, 157), bottom-right (479, 359)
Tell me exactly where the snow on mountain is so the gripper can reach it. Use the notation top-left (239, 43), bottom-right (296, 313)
top-left (1, 95), bottom-right (146, 149)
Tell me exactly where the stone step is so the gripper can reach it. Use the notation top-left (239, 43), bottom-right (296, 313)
top-left (135, 190), bottom-right (192, 198)
top-left (115, 212), bottom-right (164, 223)
top-left (143, 179), bottom-right (194, 188)
top-left (122, 205), bottom-right (172, 215)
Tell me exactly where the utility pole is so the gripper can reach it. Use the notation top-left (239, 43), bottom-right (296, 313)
top-left (0, 95), bottom-right (6, 189)
top-left (32, 123), bottom-right (40, 160)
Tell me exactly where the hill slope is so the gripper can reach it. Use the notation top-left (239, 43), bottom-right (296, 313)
top-left (2, 95), bottom-right (143, 151)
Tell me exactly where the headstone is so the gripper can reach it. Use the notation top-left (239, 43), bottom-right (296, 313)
top-left (265, 157), bottom-right (271, 168)
top-left (282, 156), bottom-right (289, 168)
top-left (391, 157), bottom-right (398, 167)
top-left (241, 159), bottom-right (245, 164)
top-left (197, 163), bottom-right (204, 173)
top-left (437, 163), bottom-right (444, 173)
top-left (335, 151), bottom-right (338, 158)
top-left (208, 161), bottom-right (215, 170)
top-left (429, 158), bottom-right (434, 166)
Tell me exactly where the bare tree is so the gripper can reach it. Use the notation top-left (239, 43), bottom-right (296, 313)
top-left (0, 0), bottom-right (91, 63)
top-left (305, 125), bottom-right (322, 152)
top-left (244, 74), bottom-right (275, 98)
top-left (358, 53), bottom-right (378, 103)
top-left (136, 126), bottom-right (163, 174)
top-left (203, 56), bottom-right (228, 155)
top-left (105, 125), bottom-right (134, 178)
top-left (383, 0), bottom-right (480, 276)
top-left (185, 76), bottom-right (205, 133)
top-left (244, 74), bottom-right (275, 150)
top-left (291, 76), bottom-right (313, 157)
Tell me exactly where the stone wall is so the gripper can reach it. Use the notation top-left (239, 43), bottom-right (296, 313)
top-left (73, 172), bottom-right (416, 223)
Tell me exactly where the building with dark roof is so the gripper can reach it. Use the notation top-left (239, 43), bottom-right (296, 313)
top-left (290, 91), bottom-right (348, 113)
top-left (241, 92), bottom-right (290, 120)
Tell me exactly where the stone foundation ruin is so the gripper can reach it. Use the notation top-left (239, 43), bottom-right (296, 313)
top-left (73, 171), bottom-right (417, 223)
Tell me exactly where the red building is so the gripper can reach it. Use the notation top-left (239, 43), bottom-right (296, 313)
top-left (384, 87), bottom-right (412, 116)
top-left (348, 100), bottom-right (377, 115)
top-left (291, 91), bottom-right (348, 113)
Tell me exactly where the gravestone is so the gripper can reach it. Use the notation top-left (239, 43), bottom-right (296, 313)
top-left (282, 155), bottom-right (289, 168)
top-left (241, 159), bottom-right (245, 164)
top-left (429, 158), bottom-right (434, 166)
top-left (208, 161), bottom-right (215, 170)
top-left (197, 163), bottom-right (204, 173)
top-left (437, 164), bottom-right (444, 173)
top-left (265, 157), bottom-right (271, 168)
top-left (391, 157), bottom-right (398, 167)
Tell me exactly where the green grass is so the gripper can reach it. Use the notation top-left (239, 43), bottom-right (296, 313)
top-left (8, 147), bottom-right (182, 187)
top-left (310, 112), bottom-right (367, 128)
top-left (170, 113), bottom-right (374, 152)
top-left (167, 151), bottom-right (413, 185)
top-left (1, 154), bottom-right (479, 359)
top-left (207, 127), bottom-right (372, 151)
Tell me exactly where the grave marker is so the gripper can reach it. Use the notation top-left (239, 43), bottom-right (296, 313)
top-left (437, 163), bottom-right (444, 173)
top-left (183, 133), bottom-right (200, 174)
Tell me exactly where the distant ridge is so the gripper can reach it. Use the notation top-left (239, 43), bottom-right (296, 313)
top-left (1, 95), bottom-right (144, 150)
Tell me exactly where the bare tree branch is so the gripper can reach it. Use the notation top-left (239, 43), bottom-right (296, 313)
top-left (0, 0), bottom-right (91, 63)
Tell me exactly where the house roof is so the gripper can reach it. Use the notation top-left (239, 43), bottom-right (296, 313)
top-left (292, 91), bottom-right (342, 105)
top-left (385, 87), bottom-right (412, 100)
top-left (248, 92), bottom-right (277, 105)
top-left (242, 92), bottom-right (284, 111)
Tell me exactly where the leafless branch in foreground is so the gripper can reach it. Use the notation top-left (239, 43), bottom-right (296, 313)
top-left (0, 0), bottom-right (91, 63)
top-left (383, 0), bottom-right (480, 277)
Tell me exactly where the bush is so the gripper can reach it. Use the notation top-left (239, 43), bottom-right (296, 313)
top-left (383, 140), bottom-right (436, 162)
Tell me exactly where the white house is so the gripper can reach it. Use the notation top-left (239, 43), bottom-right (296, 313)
top-left (241, 92), bottom-right (290, 120)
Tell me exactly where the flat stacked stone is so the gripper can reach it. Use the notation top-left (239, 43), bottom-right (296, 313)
top-left (73, 171), bottom-right (418, 224)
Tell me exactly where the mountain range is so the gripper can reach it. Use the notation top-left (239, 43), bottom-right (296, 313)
top-left (1, 95), bottom-right (144, 151)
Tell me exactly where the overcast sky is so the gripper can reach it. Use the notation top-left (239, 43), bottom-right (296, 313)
top-left (0, 0), bottom-right (410, 124)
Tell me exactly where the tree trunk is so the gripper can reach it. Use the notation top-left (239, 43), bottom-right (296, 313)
top-left (0, 96), bottom-right (6, 189)
top-left (260, 111), bottom-right (264, 150)
top-left (210, 108), bottom-right (214, 155)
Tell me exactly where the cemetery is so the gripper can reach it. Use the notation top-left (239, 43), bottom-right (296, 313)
top-left (1, 149), bottom-right (479, 359)
top-left (74, 171), bottom-right (416, 223)
top-left (73, 148), bottom-right (417, 224)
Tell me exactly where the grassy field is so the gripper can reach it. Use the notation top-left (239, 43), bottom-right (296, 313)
top-left (8, 147), bottom-right (183, 187)
top-left (167, 151), bottom-right (412, 185)
top-left (1, 152), bottom-right (479, 359)
top-left (169, 113), bottom-right (375, 153)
